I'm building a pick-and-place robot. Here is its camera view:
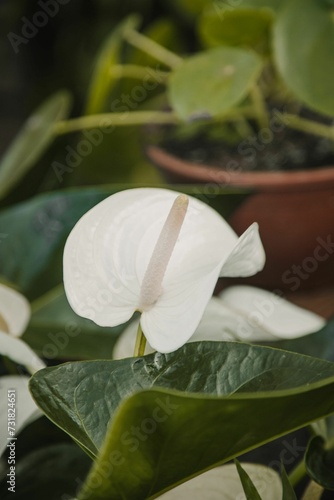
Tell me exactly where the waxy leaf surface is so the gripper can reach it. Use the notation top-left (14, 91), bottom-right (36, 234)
top-left (30, 342), bottom-right (334, 499)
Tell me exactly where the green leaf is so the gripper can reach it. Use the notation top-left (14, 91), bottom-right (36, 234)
top-left (85, 15), bottom-right (141, 114)
top-left (23, 285), bottom-right (130, 360)
top-left (281, 466), bottom-right (297, 500)
top-left (305, 435), bottom-right (334, 490)
top-left (29, 342), bottom-right (334, 499)
top-left (199, 7), bottom-right (274, 54)
top-left (0, 91), bottom-right (71, 199)
top-left (0, 443), bottom-right (91, 500)
top-left (0, 188), bottom-right (111, 299)
top-left (234, 459), bottom-right (262, 499)
top-left (273, 0), bottom-right (334, 116)
top-left (168, 46), bottom-right (263, 120)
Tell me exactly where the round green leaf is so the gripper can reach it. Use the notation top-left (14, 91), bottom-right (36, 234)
top-left (273, 0), bottom-right (334, 116)
top-left (168, 46), bottom-right (263, 120)
top-left (0, 91), bottom-right (72, 199)
top-left (199, 7), bottom-right (274, 53)
top-left (30, 342), bottom-right (334, 499)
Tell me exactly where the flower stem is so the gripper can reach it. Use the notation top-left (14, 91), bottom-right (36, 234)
top-left (110, 64), bottom-right (169, 82)
top-left (250, 85), bottom-right (270, 130)
top-left (280, 113), bottom-right (334, 140)
top-left (54, 111), bottom-right (179, 135)
top-left (288, 458), bottom-right (307, 487)
top-left (123, 28), bottom-right (183, 68)
top-left (134, 323), bottom-right (147, 357)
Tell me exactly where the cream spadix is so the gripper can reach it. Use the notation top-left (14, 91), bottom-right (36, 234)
top-left (138, 194), bottom-right (188, 311)
top-left (63, 188), bottom-right (265, 353)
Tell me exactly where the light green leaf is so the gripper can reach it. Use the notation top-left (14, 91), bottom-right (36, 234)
top-left (199, 7), bottom-right (274, 53)
top-left (85, 15), bottom-right (141, 114)
top-left (168, 46), bottom-right (263, 120)
top-left (0, 91), bottom-right (71, 199)
top-left (273, 0), bottom-right (334, 115)
top-left (30, 342), bottom-right (334, 499)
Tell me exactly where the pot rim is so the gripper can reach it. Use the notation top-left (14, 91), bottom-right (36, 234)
top-left (147, 145), bottom-right (334, 193)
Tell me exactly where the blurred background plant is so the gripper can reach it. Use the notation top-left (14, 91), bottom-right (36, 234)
top-left (2, 0), bottom-right (334, 205)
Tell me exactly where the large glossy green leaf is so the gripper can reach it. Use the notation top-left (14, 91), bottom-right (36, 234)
top-left (23, 285), bottom-right (130, 360)
top-left (0, 91), bottom-right (71, 199)
top-left (85, 15), bottom-right (141, 114)
top-left (30, 342), bottom-right (334, 499)
top-left (0, 443), bottom-right (91, 500)
top-left (168, 46), bottom-right (263, 120)
top-left (273, 0), bottom-right (334, 116)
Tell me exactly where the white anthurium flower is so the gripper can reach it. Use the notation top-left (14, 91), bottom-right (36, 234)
top-left (64, 188), bottom-right (265, 353)
top-left (0, 376), bottom-right (41, 457)
top-left (113, 285), bottom-right (325, 359)
top-left (157, 463), bottom-right (282, 500)
top-left (0, 283), bottom-right (45, 374)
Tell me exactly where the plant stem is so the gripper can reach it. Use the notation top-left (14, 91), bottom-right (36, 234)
top-left (134, 323), bottom-right (147, 357)
top-left (54, 111), bottom-right (179, 135)
top-left (123, 29), bottom-right (183, 68)
top-left (110, 64), bottom-right (169, 82)
top-left (281, 113), bottom-right (334, 140)
top-left (233, 116), bottom-right (255, 139)
top-left (250, 85), bottom-right (270, 130)
top-left (288, 458), bottom-right (307, 487)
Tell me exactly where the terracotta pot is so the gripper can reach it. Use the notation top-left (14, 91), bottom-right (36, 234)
top-left (147, 145), bottom-right (334, 318)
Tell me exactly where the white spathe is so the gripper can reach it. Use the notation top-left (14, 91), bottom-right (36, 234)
top-left (0, 283), bottom-right (46, 374)
top-left (113, 286), bottom-right (325, 359)
top-left (157, 463), bottom-right (282, 500)
top-left (64, 188), bottom-right (265, 353)
top-left (0, 283), bottom-right (30, 337)
top-left (0, 331), bottom-right (46, 374)
top-left (0, 376), bottom-right (41, 457)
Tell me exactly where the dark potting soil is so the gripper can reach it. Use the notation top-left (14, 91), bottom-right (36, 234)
top-left (159, 120), bottom-right (334, 173)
